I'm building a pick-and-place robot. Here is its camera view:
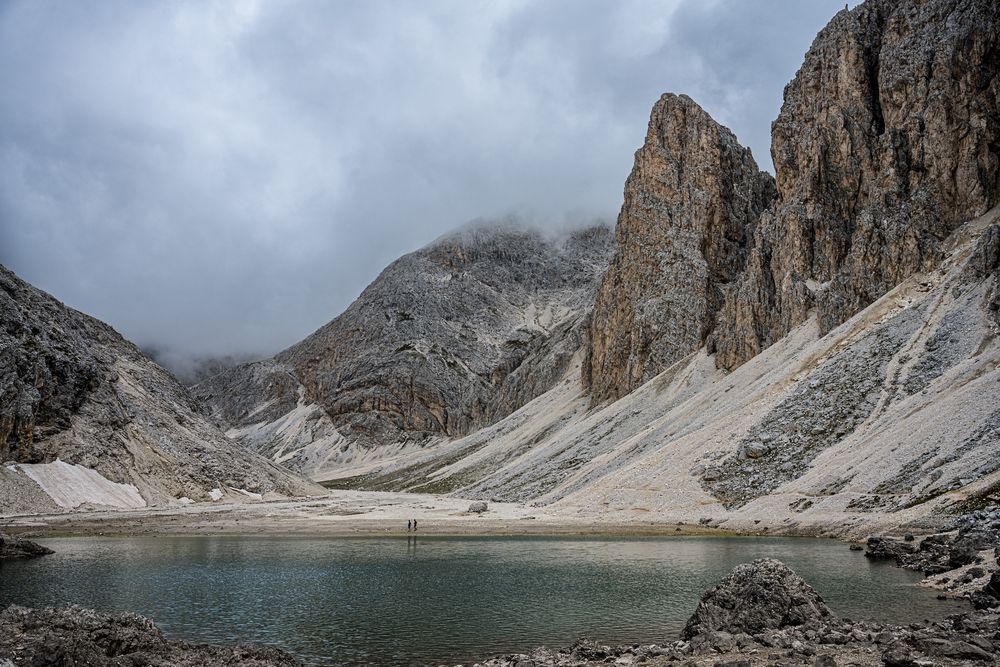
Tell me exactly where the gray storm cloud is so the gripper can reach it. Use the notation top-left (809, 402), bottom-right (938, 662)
top-left (0, 0), bottom-right (851, 365)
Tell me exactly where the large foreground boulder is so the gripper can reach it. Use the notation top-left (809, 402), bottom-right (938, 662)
top-left (682, 558), bottom-right (833, 638)
top-left (0, 605), bottom-right (301, 666)
top-left (0, 533), bottom-right (53, 560)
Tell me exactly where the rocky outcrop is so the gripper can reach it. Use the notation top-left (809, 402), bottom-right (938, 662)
top-left (682, 559), bottom-right (833, 639)
top-left (0, 605), bottom-right (301, 666)
top-left (712, 0), bottom-right (1000, 369)
top-left (194, 223), bottom-right (613, 475)
top-left (585, 94), bottom-right (775, 403)
top-left (868, 533), bottom-right (991, 574)
top-left (0, 533), bottom-right (53, 559)
top-left (964, 219), bottom-right (1000, 326)
top-left (0, 265), bottom-right (323, 506)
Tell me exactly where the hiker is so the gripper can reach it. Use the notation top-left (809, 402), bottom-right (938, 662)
top-left (413, 519), bottom-right (418, 531)
top-left (407, 520), bottom-right (411, 532)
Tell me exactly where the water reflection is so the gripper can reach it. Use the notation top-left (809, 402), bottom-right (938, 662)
top-left (0, 536), bottom-right (963, 666)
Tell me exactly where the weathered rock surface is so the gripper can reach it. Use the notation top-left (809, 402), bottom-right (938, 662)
top-left (0, 265), bottom-right (323, 507)
top-left (0, 532), bottom-right (53, 559)
top-left (584, 0), bottom-right (1000, 399)
top-left (194, 223), bottom-right (613, 476)
top-left (712, 0), bottom-right (1000, 369)
top-left (682, 559), bottom-right (833, 639)
top-left (0, 605), bottom-right (301, 666)
top-left (585, 94), bottom-right (775, 403)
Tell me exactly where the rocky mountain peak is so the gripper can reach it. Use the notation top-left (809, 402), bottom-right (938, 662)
top-left (194, 221), bottom-right (613, 475)
top-left (585, 93), bottom-right (776, 403)
top-left (0, 264), bottom-right (321, 507)
top-left (586, 0), bottom-right (998, 397)
top-left (712, 0), bottom-right (1000, 368)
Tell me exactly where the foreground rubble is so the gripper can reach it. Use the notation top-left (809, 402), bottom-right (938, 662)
top-left (0, 605), bottom-right (301, 667)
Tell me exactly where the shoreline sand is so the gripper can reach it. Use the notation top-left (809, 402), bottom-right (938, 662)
top-left (0, 489), bottom-right (948, 541)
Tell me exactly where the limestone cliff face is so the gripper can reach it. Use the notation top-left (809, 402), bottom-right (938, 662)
top-left (585, 94), bottom-right (776, 403)
top-left (194, 223), bottom-right (612, 474)
top-left (586, 0), bottom-right (998, 396)
top-left (712, 0), bottom-right (1000, 368)
top-left (0, 265), bottom-right (322, 505)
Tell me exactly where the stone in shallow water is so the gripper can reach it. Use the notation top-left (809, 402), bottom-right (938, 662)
top-left (0, 533), bottom-right (53, 560)
top-left (682, 558), bottom-right (833, 638)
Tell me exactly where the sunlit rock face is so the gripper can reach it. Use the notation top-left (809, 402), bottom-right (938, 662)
top-left (585, 93), bottom-right (775, 403)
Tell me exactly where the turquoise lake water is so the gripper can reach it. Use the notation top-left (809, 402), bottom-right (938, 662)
top-left (0, 535), bottom-right (963, 665)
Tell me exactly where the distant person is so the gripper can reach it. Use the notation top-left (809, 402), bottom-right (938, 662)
top-left (407, 520), bottom-right (411, 532)
top-left (413, 519), bottom-right (418, 531)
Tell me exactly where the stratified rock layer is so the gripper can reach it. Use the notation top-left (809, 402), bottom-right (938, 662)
top-left (586, 94), bottom-right (775, 402)
top-left (712, 0), bottom-right (1000, 369)
top-left (0, 265), bottom-right (322, 505)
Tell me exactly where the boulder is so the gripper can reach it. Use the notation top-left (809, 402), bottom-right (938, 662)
top-left (864, 537), bottom-right (916, 563)
top-left (981, 572), bottom-right (1000, 599)
top-left (468, 501), bottom-right (488, 514)
top-left (682, 559), bottom-right (833, 638)
top-left (949, 532), bottom-right (994, 567)
top-left (970, 591), bottom-right (999, 610)
top-left (0, 533), bottom-right (53, 560)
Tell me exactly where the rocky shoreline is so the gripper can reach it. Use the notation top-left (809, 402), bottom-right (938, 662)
top-left (477, 559), bottom-right (1000, 667)
top-left (861, 508), bottom-right (1000, 607)
top-left (4, 552), bottom-right (1000, 667)
top-left (0, 605), bottom-right (299, 667)
top-left (4, 507), bottom-right (1000, 666)
top-left (477, 513), bottom-right (1000, 666)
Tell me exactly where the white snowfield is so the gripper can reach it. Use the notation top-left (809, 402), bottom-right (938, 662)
top-left (12, 460), bottom-right (146, 510)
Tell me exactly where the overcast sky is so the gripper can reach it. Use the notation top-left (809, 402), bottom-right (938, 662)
top-left (0, 0), bottom-right (851, 368)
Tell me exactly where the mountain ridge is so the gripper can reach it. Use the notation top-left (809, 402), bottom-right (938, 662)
top-left (0, 265), bottom-right (323, 512)
top-left (192, 222), bottom-right (614, 476)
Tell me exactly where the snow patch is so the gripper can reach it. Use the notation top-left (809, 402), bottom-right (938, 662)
top-left (208, 488), bottom-right (224, 501)
top-left (15, 460), bottom-right (146, 510)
